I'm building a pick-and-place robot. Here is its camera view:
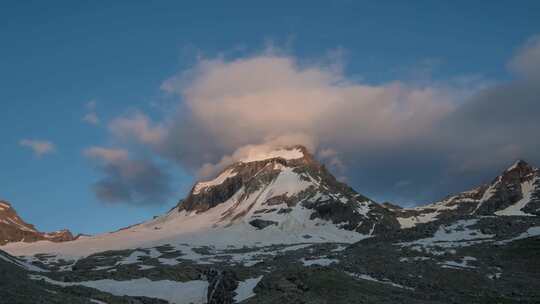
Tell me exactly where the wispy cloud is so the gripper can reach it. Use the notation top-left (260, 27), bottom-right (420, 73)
top-left (19, 139), bottom-right (56, 157)
top-left (83, 112), bottom-right (100, 125)
top-left (82, 100), bottom-right (100, 125)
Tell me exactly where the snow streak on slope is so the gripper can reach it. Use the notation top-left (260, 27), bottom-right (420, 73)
top-left (495, 177), bottom-right (538, 216)
top-left (193, 168), bottom-right (238, 194)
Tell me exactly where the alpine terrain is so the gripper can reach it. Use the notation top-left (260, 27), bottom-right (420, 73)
top-left (1, 146), bottom-right (539, 303)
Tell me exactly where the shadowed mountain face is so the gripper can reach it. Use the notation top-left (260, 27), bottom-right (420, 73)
top-left (0, 201), bottom-right (74, 245)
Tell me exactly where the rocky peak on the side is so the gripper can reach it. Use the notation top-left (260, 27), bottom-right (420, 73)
top-left (0, 200), bottom-right (75, 245)
top-left (175, 145), bottom-right (400, 237)
top-left (475, 160), bottom-right (539, 215)
top-left (393, 160), bottom-right (540, 228)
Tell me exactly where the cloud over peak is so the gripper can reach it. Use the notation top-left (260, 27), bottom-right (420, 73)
top-left (157, 52), bottom-right (457, 172)
top-left (89, 35), bottom-right (540, 205)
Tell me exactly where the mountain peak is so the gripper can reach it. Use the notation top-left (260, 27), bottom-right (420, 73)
top-left (184, 145), bottom-right (320, 213)
top-left (237, 145), bottom-right (312, 164)
top-left (191, 145), bottom-right (315, 196)
top-left (168, 144), bottom-right (400, 237)
top-left (505, 159), bottom-right (535, 174)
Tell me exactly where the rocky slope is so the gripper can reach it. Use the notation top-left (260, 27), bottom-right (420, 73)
top-left (393, 160), bottom-right (540, 228)
top-left (0, 200), bottom-right (75, 245)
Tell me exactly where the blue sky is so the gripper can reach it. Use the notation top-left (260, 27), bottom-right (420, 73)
top-left (1, 1), bottom-right (539, 235)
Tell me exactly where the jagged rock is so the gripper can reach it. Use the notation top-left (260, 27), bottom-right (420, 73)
top-left (249, 219), bottom-right (278, 229)
top-left (206, 268), bottom-right (239, 304)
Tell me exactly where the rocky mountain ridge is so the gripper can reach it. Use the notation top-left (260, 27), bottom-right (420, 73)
top-left (393, 159), bottom-right (540, 228)
top-left (0, 200), bottom-right (75, 245)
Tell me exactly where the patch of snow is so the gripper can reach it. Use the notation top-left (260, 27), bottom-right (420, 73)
top-left (397, 211), bottom-right (439, 229)
top-left (472, 181), bottom-right (499, 214)
top-left (234, 276), bottom-right (263, 302)
top-left (400, 219), bottom-right (494, 251)
top-left (331, 245), bottom-right (348, 252)
top-left (346, 272), bottom-right (414, 290)
top-left (487, 272), bottom-right (502, 280)
top-left (158, 258), bottom-right (180, 266)
top-left (117, 250), bottom-right (146, 265)
top-left (495, 178), bottom-right (537, 216)
top-left (399, 256), bottom-right (431, 262)
top-left (355, 201), bottom-right (372, 216)
top-left (439, 256), bottom-right (477, 269)
top-left (138, 264), bottom-right (155, 270)
top-left (301, 257), bottom-right (338, 266)
top-left (398, 194), bottom-right (483, 229)
top-left (92, 266), bottom-right (114, 271)
top-left (193, 168), bottom-right (238, 194)
top-left (30, 275), bottom-right (209, 304)
top-left (339, 197), bottom-right (349, 204)
top-left (240, 148), bottom-right (304, 163)
top-left (496, 226), bottom-right (540, 245)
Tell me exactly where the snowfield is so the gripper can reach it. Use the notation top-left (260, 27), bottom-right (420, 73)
top-left (30, 275), bottom-right (209, 304)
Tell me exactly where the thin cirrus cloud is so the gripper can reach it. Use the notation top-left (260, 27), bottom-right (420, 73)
top-left (82, 100), bottom-right (100, 125)
top-left (19, 139), bottom-right (56, 157)
top-left (90, 34), bottom-right (540, 205)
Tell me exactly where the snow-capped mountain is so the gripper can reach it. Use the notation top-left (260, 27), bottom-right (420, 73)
top-left (1, 146), bottom-right (399, 257)
top-left (177, 145), bottom-right (398, 235)
top-left (393, 160), bottom-right (540, 228)
top-left (0, 200), bottom-right (74, 245)
top-left (140, 145), bottom-right (399, 243)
